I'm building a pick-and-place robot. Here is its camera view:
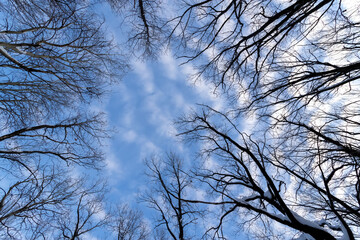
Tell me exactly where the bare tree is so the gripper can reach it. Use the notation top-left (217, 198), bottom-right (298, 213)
top-left (108, 0), bottom-right (163, 57)
top-left (142, 154), bottom-right (201, 240)
top-left (0, 0), bottom-right (120, 170)
top-left (56, 181), bottom-right (109, 240)
top-left (160, 0), bottom-right (355, 112)
top-left (0, 0), bottom-right (124, 238)
top-left (0, 0), bottom-right (123, 127)
top-left (111, 204), bottom-right (150, 240)
top-left (0, 115), bottom-right (107, 171)
top-left (121, 0), bottom-right (360, 239)
top-left (124, 0), bottom-right (360, 116)
top-left (176, 105), bottom-right (359, 240)
top-left (0, 166), bottom-right (85, 239)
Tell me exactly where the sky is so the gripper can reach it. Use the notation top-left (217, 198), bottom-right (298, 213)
top-left (89, 1), bottom-right (360, 238)
top-left (104, 53), bottom-right (224, 200)
top-left (97, 1), bottom-right (227, 225)
top-left (91, 1), bottom-right (360, 239)
top-left (101, 49), bottom-right (223, 238)
top-left (2, 1), bottom-right (359, 239)
top-left (88, 3), bottom-right (259, 239)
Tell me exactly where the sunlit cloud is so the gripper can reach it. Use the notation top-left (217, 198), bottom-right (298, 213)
top-left (132, 60), bottom-right (155, 94)
top-left (160, 49), bottom-right (179, 80)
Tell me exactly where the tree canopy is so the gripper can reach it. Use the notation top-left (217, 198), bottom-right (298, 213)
top-left (1, 0), bottom-right (360, 239)
top-left (120, 0), bottom-right (360, 239)
top-left (0, 1), bottom-right (123, 238)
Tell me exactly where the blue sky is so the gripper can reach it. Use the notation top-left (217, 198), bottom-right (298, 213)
top-left (103, 51), bottom-right (222, 201)
top-left (101, 50), bottom-right (252, 239)
top-left (92, 3), bottom-right (224, 203)
top-left (3, 1), bottom-right (359, 239)
top-left (92, 6), bottom-right (250, 238)
top-left (85, 1), bottom-right (360, 239)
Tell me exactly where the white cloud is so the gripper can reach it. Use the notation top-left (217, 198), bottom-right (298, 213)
top-left (160, 49), bottom-right (178, 80)
top-left (121, 109), bottom-right (135, 127)
top-left (133, 60), bottom-right (155, 93)
top-left (181, 63), bottom-right (225, 111)
top-left (82, 233), bottom-right (100, 240)
top-left (143, 92), bottom-right (179, 139)
top-left (104, 152), bottom-right (123, 176)
top-left (140, 140), bottom-right (160, 159)
top-left (172, 91), bottom-right (187, 109)
top-left (121, 129), bottom-right (138, 143)
top-left (341, 0), bottom-right (360, 22)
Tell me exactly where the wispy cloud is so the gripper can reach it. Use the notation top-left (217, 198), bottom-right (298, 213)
top-left (160, 49), bottom-right (179, 80)
top-left (132, 60), bottom-right (155, 93)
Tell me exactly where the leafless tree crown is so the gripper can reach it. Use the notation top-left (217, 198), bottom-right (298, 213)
top-left (131, 0), bottom-right (360, 239)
